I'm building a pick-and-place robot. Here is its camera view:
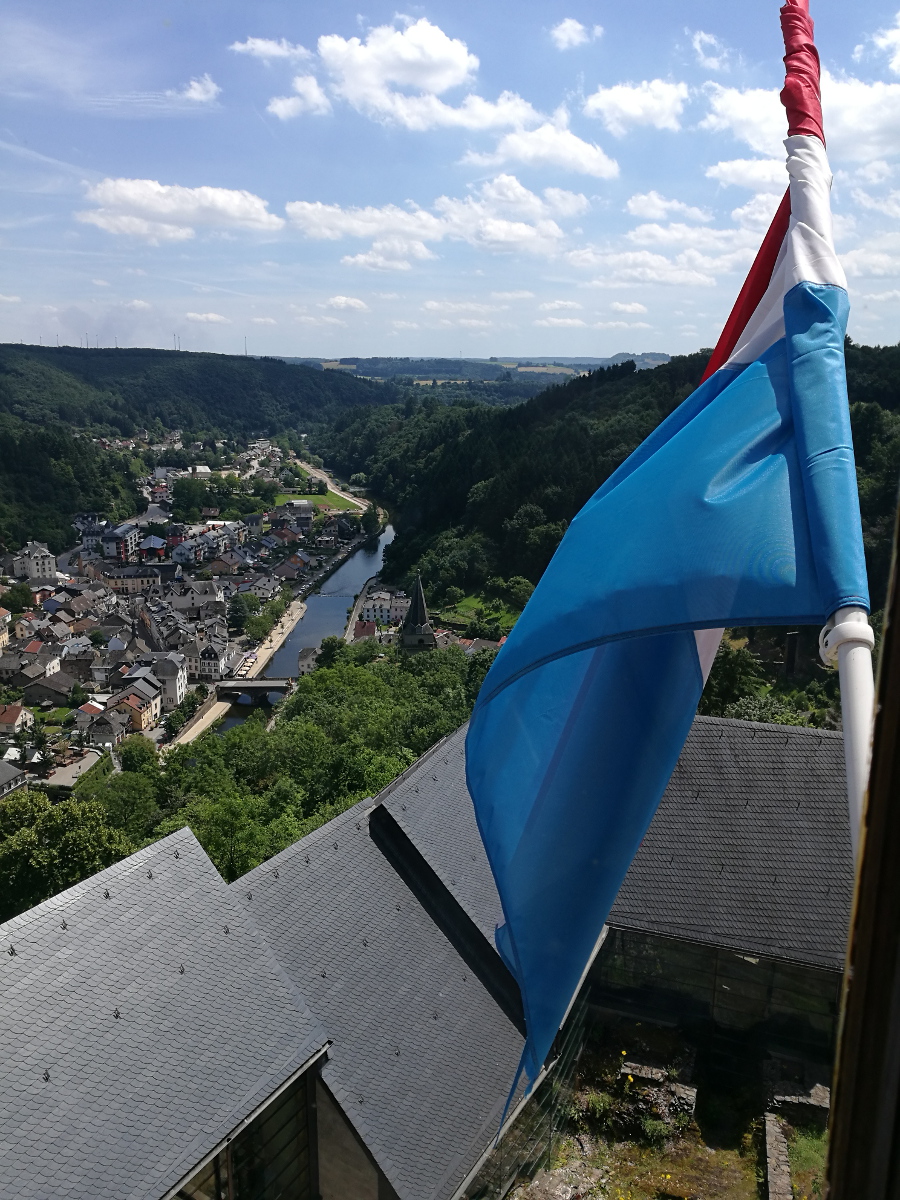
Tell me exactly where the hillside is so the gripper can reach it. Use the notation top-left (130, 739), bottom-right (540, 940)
top-left (0, 344), bottom-right (387, 439)
top-left (314, 341), bottom-right (900, 614)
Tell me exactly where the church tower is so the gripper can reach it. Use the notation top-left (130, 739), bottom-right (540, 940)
top-left (400, 573), bottom-right (437, 653)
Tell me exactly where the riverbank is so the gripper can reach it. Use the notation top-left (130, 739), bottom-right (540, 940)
top-left (343, 576), bottom-right (377, 641)
top-left (244, 596), bottom-right (308, 679)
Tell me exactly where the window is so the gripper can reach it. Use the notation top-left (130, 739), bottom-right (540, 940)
top-left (177, 1071), bottom-right (314, 1200)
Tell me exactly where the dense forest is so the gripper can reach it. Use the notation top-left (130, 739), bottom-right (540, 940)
top-left (0, 417), bottom-right (144, 553)
top-left (314, 342), bottom-right (900, 610)
top-left (0, 344), bottom-right (386, 439)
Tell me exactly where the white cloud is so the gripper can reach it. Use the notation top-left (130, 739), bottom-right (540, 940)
top-left (610, 300), bottom-right (647, 313)
top-left (550, 19), bottom-right (602, 51)
top-left (538, 299), bottom-right (581, 310)
top-left (702, 73), bottom-right (900, 164)
top-left (874, 14), bottom-right (900, 74)
top-left (229, 37), bottom-right (312, 61)
top-left (325, 294), bottom-right (368, 310)
top-left (465, 111), bottom-right (618, 177)
top-left (583, 79), bottom-right (689, 137)
top-left (492, 290), bottom-right (534, 298)
top-left (625, 221), bottom-right (755, 252)
top-left (705, 158), bottom-right (786, 190)
top-left (860, 289), bottom-right (900, 301)
top-left (534, 316), bottom-right (587, 327)
top-left (316, 18), bottom-right (535, 131)
top-left (570, 248), bottom-right (718, 286)
top-left (855, 160), bottom-right (893, 184)
top-left (186, 311), bottom-right (230, 323)
top-left (124, 299), bottom-right (151, 310)
top-left (76, 177), bottom-right (285, 242)
top-left (392, 320), bottom-right (420, 329)
top-left (0, 293), bottom-right (21, 302)
top-left (700, 83), bottom-right (783, 156)
top-left (287, 174), bottom-right (579, 267)
top-left (77, 213), bottom-right (195, 243)
top-left (268, 75), bottom-right (331, 118)
top-left (457, 318), bottom-right (492, 327)
top-left (423, 300), bottom-right (501, 313)
top-left (170, 74), bottom-right (221, 104)
top-left (92, 278), bottom-right (110, 286)
top-left (690, 31), bottom-right (729, 72)
top-left (625, 190), bottom-right (709, 222)
top-left (595, 319), bottom-right (651, 329)
top-left (251, 316), bottom-right (277, 324)
top-left (730, 192), bottom-right (783, 231)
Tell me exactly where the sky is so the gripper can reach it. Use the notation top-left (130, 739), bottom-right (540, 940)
top-left (2, 1), bottom-right (900, 359)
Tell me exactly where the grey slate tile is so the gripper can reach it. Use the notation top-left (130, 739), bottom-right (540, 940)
top-left (376, 716), bottom-right (853, 972)
top-left (236, 799), bottom-right (525, 1200)
top-left (0, 828), bottom-right (327, 1200)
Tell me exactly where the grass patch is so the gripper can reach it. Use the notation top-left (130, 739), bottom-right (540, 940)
top-left (317, 490), bottom-right (359, 511)
top-left (37, 707), bottom-right (71, 725)
top-left (543, 1133), bottom-right (759, 1200)
top-left (273, 490), bottom-right (360, 511)
top-left (434, 592), bottom-right (519, 633)
top-left (787, 1123), bottom-right (827, 1199)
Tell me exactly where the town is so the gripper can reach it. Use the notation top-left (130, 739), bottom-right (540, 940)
top-left (0, 435), bottom-right (413, 793)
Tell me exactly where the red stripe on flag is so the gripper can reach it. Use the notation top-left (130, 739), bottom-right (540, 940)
top-left (700, 189), bottom-right (791, 383)
top-left (780, 0), bottom-right (824, 143)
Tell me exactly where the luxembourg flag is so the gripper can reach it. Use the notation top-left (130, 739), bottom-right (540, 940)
top-left (466, 0), bottom-right (869, 1085)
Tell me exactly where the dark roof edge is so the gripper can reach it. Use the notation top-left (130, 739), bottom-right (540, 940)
top-left (159, 1043), bottom-right (330, 1200)
top-left (606, 918), bottom-right (845, 974)
top-left (368, 803), bottom-right (524, 1034)
top-left (692, 713), bottom-right (843, 740)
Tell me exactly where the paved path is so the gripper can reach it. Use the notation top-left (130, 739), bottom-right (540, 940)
top-left (244, 597), bottom-right (307, 678)
top-left (169, 700), bottom-right (232, 746)
top-left (344, 577), bottom-right (377, 642)
top-left (46, 750), bottom-right (101, 786)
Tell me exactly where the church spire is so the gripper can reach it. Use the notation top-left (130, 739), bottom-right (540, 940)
top-left (401, 573), bottom-right (436, 652)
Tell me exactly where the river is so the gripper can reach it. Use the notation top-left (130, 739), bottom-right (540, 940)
top-left (217, 525), bottom-right (395, 733)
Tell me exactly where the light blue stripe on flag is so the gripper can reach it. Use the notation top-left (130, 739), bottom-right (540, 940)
top-left (466, 280), bottom-right (868, 1082)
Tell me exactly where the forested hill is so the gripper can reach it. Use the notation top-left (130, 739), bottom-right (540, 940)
top-left (0, 344), bottom-right (385, 439)
top-left (314, 341), bottom-right (900, 613)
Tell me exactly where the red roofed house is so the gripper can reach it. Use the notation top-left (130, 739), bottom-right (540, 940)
top-left (0, 704), bottom-right (34, 736)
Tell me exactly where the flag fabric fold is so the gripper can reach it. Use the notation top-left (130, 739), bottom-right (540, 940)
top-left (466, 0), bottom-right (869, 1084)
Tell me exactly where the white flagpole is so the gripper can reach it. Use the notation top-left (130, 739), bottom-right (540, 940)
top-left (820, 607), bottom-right (876, 858)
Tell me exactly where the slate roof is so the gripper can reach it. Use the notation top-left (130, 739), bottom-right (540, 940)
top-left (236, 798), bottom-right (525, 1200)
top-left (0, 828), bottom-right (327, 1200)
top-left (376, 717), bottom-right (853, 972)
top-left (611, 716), bottom-right (853, 970)
top-left (0, 760), bottom-right (25, 787)
top-left (380, 725), bottom-right (503, 942)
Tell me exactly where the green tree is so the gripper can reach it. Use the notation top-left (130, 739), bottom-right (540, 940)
top-left (95, 772), bottom-right (162, 840)
top-left (3, 581), bottom-right (34, 613)
top-left (316, 635), bottom-right (345, 669)
top-left (698, 640), bottom-right (768, 717)
top-left (0, 792), bottom-right (134, 922)
top-left (68, 682), bottom-right (89, 708)
top-left (88, 628), bottom-right (107, 646)
top-left (118, 734), bottom-right (158, 774)
top-left (361, 505), bottom-right (380, 535)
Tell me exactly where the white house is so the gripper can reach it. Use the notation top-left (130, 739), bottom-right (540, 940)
top-left (13, 541), bottom-right (57, 582)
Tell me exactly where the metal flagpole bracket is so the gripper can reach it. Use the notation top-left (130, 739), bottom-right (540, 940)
top-left (820, 610), bottom-right (876, 665)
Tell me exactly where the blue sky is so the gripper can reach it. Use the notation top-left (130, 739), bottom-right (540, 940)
top-left (2, 0), bottom-right (900, 358)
